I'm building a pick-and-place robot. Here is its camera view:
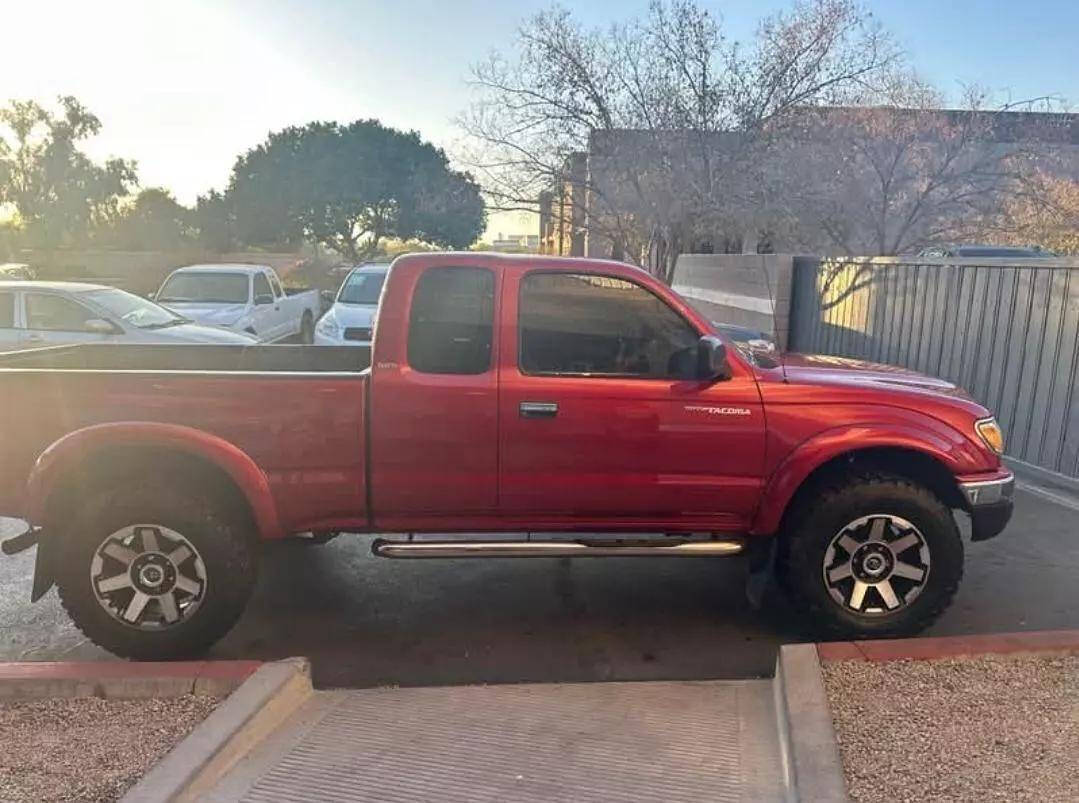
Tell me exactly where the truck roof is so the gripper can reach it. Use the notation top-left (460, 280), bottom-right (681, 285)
top-left (391, 251), bottom-right (646, 273)
top-left (169, 264), bottom-right (272, 275)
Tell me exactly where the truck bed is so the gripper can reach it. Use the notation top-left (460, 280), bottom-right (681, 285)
top-left (0, 344), bottom-right (370, 530)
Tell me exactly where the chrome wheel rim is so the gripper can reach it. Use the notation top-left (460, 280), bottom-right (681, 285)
top-left (822, 515), bottom-right (930, 615)
top-left (90, 524), bottom-right (207, 630)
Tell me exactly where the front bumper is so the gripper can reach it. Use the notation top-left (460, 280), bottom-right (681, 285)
top-left (958, 472), bottom-right (1015, 542)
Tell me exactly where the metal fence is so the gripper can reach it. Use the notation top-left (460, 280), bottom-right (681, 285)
top-left (789, 256), bottom-right (1079, 479)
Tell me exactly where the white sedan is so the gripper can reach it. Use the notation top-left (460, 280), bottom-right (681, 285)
top-left (314, 265), bottom-right (388, 346)
top-left (0, 281), bottom-right (257, 351)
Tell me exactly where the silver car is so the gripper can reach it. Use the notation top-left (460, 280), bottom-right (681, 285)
top-left (0, 281), bottom-right (258, 351)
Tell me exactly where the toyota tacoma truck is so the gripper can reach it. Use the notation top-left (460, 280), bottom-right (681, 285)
top-left (0, 253), bottom-right (1014, 659)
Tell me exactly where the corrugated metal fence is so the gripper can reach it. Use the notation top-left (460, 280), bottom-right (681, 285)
top-left (789, 256), bottom-right (1079, 478)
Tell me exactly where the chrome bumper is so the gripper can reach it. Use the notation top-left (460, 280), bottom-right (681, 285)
top-left (959, 474), bottom-right (1015, 507)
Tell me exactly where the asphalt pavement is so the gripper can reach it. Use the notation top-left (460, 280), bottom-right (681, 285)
top-left (1, 486), bottom-right (1076, 688)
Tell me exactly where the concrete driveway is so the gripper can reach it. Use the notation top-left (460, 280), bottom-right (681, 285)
top-left (1, 486), bottom-right (1076, 687)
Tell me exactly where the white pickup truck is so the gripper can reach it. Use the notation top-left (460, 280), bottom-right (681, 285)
top-left (155, 264), bottom-right (321, 343)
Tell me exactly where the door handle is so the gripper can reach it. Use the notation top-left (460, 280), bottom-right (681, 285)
top-left (24, 333), bottom-right (44, 343)
top-left (520, 401), bottom-right (558, 419)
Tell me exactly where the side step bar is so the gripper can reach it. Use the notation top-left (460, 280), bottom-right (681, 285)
top-left (371, 538), bottom-right (744, 559)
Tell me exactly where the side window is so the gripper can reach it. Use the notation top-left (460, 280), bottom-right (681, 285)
top-left (268, 274), bottom-right (284, 298)
top-left (253, 273), bottom-right (272, 301)
top-left (519, 273), bottom-right (700, 379)
top-left (408, 267), bottom-right (494, 375)
top-left (25, 293), bottom-right (96, 332)
top-left (0, 293), bottom-right (13, 328)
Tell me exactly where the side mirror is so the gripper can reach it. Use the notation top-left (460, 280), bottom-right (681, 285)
top-left (85, 318), bottom-right (118, 335)
top-left (696, 335), bottom-right (731, 381)
top-left (254, 293), bottom-right (274, 306)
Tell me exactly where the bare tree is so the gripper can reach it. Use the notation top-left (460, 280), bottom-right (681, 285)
top-left (781, 77), bottom-right (1064, 257)
top-left (459, 0), bottom-right (898, 280)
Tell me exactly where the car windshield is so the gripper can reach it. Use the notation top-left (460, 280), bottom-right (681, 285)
top-left (83, 288), bottom-right (187, 329)
top-left (338, 270), bottom-right (387, 305)
top-left (158, 272), bottom-right (249, 303)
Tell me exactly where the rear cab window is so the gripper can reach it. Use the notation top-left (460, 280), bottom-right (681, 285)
top-left (407, 267), bottom-right (495, 374)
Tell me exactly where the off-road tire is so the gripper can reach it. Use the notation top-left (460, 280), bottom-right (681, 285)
top-left (55, 476), bottom-right (257, 660)
top-left (776, 472), bottom-right (963, 639)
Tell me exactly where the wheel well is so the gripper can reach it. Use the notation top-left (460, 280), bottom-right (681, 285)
top-left (780, 446), bottom-right (966, 530)
top-left (43, 446), bottom-right (256, 535)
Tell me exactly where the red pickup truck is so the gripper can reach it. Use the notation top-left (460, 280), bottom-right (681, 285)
top-left (0, 253), bottom-right (1014, 659)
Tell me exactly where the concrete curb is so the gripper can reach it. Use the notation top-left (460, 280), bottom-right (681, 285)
top-left (773, 644), bottom-right (849, 802)
top-left (0, 660), bottom-right (261, 700)
top-left (122, 657), bottom-right (312, 803)
top-left (817, 629), bottom-right (1079, 663)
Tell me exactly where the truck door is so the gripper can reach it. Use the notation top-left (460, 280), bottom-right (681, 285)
top-left (266, 270), bottom-right (291, 341)
top-left (497, 270), bottom-right (766, 532)
top-left (369, 264), bottom-right (499, 526)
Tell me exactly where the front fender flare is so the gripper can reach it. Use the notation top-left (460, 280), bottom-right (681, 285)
top-left (750, 423), bottom-right (975, 536)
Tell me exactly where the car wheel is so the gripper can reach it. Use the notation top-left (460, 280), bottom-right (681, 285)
top-left (777, 472), bottom-right (963, 639)
top-left (55, 476), bottom-right (257, 660)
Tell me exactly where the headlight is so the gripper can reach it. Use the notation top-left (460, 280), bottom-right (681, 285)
top-left (315, 313), bottom-right (339, 339)
top-left (975, 417), bottom-right (1004, 455)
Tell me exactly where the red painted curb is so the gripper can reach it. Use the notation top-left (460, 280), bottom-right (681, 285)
top-left (818, 630), bottom-right (1079, 663)
top-left (0, 659), bottom-right (261, 682)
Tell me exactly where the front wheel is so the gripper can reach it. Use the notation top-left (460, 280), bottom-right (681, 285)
top-left (55, 479), bottom-right (257, 660)
top-left (777, 473), bottom-right (963, 639)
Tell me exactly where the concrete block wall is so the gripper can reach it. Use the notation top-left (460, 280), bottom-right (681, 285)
top-left (670, 254), bottom-right (794, 349)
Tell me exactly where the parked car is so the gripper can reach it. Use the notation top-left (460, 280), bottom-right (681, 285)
top-left (0, 281), bottom-right (257, 351)
top-left (314, 264), bottom-right (389, 346)
top-left (918, 244), bottom-right (1053, 258)
top-left (0, 253), bottom-right (1012, 659)
top-left (155, 264), bottom-right (320, 343)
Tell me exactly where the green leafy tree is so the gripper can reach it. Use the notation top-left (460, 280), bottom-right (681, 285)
top-left (105, 187), bottom-right (192, 250)
top-left (190, 190), bottom-right (236, 252)
top-left (227, 119), bottom-right (486, 260)
top-left (0, 96), bottom-right (137, 248)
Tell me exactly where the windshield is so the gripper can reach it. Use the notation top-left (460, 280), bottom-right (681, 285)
top-left (83, 288), bottom-right (186, 329)
top-left (338, 270), bottom-right (387, 305)
top-left (158, 272), bottom-right (249, 304)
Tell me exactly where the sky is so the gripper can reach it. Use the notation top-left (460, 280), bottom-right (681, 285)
top-left (2, 0), bottom-right (1077, 239)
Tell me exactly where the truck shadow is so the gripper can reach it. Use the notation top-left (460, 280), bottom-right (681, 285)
top-left (210, 536), bottom-right (804, 688)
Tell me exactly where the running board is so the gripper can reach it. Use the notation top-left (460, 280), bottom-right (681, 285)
top-left (371, 538), bottom-right (744, 559)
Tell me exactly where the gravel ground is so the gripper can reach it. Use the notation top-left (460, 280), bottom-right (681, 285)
top-left (0, 695), bottom-right (219, 802)
top-left (823, 654), bottom-right (1079, 803)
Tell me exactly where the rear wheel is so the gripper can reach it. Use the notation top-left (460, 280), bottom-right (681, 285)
top-left (777, 473), bottom-right (963, 638)
top-left (56, 477), bottom-right (257, 660)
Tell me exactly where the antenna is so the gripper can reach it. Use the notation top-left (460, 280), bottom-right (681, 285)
top-left (758, 255), bottom-right (789, 383)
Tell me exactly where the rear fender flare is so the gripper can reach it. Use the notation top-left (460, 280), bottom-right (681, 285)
top-left (25, 421), bottom-right (284, 540)
top-left (750, 423), bottom-right (970, 536)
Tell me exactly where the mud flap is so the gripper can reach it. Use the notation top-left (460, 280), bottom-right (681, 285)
top-left (744, 536), bottom-right (777, 610)
top-left (31, 536), bottom-right (55, 602)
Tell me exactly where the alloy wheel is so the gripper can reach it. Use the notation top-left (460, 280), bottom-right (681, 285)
top-left (822, 514), bottom-right (931, 615)
top-left (90, 524), bottom-right (207, 630)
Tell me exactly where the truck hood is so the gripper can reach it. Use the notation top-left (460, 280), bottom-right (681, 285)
top-left (157, 302), bottom-right (249, 327)
top-left (780, 353), bottom-right (973, 400)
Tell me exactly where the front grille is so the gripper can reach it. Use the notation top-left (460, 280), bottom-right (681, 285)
top-left (343, 327), bottom-right (372, 341)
